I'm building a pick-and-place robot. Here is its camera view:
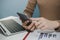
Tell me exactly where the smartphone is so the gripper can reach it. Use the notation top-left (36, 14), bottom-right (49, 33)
top-left (17, 13), bottom-right (32, 32)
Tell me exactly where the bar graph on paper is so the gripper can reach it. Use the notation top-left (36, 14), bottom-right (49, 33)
top-left (26, 30), bottom-right (60, 40)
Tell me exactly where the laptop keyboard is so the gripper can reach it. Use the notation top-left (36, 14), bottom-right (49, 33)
top-left (0, 19), bottom-right (25, 33)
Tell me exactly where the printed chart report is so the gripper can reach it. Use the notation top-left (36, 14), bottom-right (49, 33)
top-left (23, 29), bottom-right (60, 40)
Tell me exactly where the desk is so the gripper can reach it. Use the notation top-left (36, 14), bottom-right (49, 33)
top-left (0, 30), bottom-right (60, 40)
top-left (0, 16), bottom-right (60, 40)
top-left (0, 31), bottom-right (27, 40)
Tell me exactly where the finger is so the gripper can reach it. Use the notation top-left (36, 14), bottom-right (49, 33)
top-left (27, 22), bottom-right (35, 30)
top-left (37, 23), bottom-right (45, 29)
top-left (41, 25), bottom-right (48, 30)
top-left (41, 25), bottom-right (52, 30)
top-left (30, 17), bottom-right (45, 21)
top-left (35, 21), bottom-right (42, 27)
top-left (30, 18), bottom-right (40, 21)
top-left (30, 25), bottom-right (36, 31)
top-left (41, 25), bottom-right (53, 30)
top-left (23, 20), bottom-right (30, 26)
top-left (22, 25), bottom-right (28, 29)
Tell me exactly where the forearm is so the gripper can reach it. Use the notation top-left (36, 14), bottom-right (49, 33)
top-left (24, 0), bottom-right (37, 17)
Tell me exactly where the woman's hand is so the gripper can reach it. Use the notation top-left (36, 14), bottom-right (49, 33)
top-left (30, 17), bottom-right (60, 30)
top-left (22, 17), bottom-right (60, 31)
top-left (22, 20), bottom-right (36, 31)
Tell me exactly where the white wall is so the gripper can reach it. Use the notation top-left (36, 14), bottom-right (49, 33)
top-left (0, 0), bottom-right (40, 19)
top-left (0, 0), bottom-right (28, 18)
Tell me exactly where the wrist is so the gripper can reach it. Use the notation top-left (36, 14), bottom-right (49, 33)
top-left (54, 21), bottom-right (60, 31)
top-left (56, 21), bottom-right (60, 28)
top-left (55, 21), bottom-right (60, 28)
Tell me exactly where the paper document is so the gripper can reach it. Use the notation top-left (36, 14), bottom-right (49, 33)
top-left (24, 29), bottom-right (60, 40)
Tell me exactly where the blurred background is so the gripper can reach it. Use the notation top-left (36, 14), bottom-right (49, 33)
top-left (0, 0), bottom-right (40, 19)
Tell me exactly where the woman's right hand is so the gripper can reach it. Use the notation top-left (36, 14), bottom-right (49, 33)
top-left (22, 20), bottom-right (36, 31)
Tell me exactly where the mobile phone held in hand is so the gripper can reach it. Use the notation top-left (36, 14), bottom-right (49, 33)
top-left (17, 13), bottom-right (32, 32)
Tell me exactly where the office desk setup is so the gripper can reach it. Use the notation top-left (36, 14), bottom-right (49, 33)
top-left (0, 29), bottom-right (60, 40)
top-left (0, 16), bottom-right (60, 40)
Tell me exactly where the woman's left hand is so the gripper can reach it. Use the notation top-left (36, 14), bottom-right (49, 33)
top-left (30, 17), bottom-right (59, 30)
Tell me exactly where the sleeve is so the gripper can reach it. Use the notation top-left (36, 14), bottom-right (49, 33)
top-left (55, 20), bottom-right (60, 32)
top-left (24, 0), bottom-right (37, 17)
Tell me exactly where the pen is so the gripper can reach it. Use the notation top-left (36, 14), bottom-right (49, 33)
top-left (23, 32), bottom-right (30, 40)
